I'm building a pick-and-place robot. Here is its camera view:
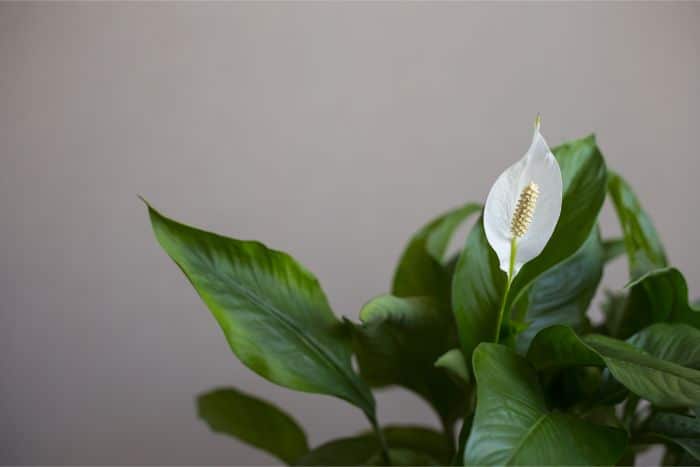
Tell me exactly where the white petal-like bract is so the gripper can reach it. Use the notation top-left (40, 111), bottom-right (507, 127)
top-left (484, 127), bottom-right (563, 276)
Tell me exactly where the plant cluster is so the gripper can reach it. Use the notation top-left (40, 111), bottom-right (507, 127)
top-left (144, 124), bottom-right (700, 466)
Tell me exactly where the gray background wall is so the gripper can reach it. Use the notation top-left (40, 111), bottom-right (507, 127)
top-left (1, 2), bottom-right (698, 465)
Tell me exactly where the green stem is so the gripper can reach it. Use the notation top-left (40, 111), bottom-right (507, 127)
top-left (495, 237), bottom-right (517, 344)
top-left (369, 415), bottom-right (391, 466)
top-left (623, 394), bottom-right (640, 433)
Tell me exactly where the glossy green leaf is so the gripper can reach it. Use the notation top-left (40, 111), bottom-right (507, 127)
top-left (392, 203), bottom-right (481, 300)
top-left (514, 228), bottom-right (603, 353)
top-left (145, 203), bottom-right (375, 417)
top-left (466, 343), bottom-right (626, 466)
top-left (297, 426), bottom-right (449, 466)
top-left (626, 267), bottom-right (700, 330)
top-left (435, 348), bottom-right (470, 387)
top-left (350, 295), bottom-right (465, 424)
top-left (627, 323), bottom-right (700, 369)
top-left (451, 218), bottom-right (505, 363)
top-left (607, 266), bottom-right (699, 339)
top-left (526, 326), bottom-right (604, 371)
top-left (528, 325), bottom-right (700, 408)
top-left (197, 387), bottom-right (308, 464)
top-left (645, 412), bottom-right (700, 461)
top-left (453, 135), bottom-right (607, 365)
top-left (608, 171), bottom-right (667, 278)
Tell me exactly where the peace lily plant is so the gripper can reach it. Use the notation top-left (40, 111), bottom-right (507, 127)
top-left (144, 118), bottom-right (700, 466)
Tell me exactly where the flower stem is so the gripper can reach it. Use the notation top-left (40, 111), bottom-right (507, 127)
top-left (368, 415), bottom-right (391, 465)
top-left (494, 237), bottom-right (517, 344)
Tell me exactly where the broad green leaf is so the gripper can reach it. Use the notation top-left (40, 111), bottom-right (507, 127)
top-left (350, 295), bottom-right (465, 424)
top-left (600, 267), bottom-right (699, 339)
top-left (392, 203), bottom-right (481, 300)
top-left (514, 228), bottom-right (603, 353)
top-left (296, 426), bottom-right (449, 466)
top-left (145, 203), bottom-right (375, 417)
top-left (453, 135), bottom-right (607, 365)
top-left (451, 218), bottom-right (505, 362)
top-left (608, 171), bottom-right (667, 278)
top-left (627, 323), bottom-right (700, 369)
top-left (526, 326), bottom-right (604, 371)
top-left (645, 412), bottom-right (700, 461)
top-left (528, 325), bottom-right (700, 408)
top-left (197, 387), bottom-right (308, 464)
top-left (466, 343), bottom-right (626, 466)
top-left (435, 348), bottom-right (470, 387)
top-left (626, 267), bottom-right (700, 330)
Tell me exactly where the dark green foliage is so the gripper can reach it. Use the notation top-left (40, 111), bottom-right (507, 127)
top-left (198, 388), bottom-right (309, 463)
top-left (144, 133), bottom-right (697, 466)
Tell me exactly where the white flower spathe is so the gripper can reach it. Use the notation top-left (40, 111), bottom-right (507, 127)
top-left (483, 124), bottom-right (563, 277)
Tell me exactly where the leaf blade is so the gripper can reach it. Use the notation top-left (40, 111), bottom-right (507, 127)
top-left (350, 295), bottom-right (465, 424)
top-left (393, 203), bottom-right (481, 300)
top-left (466, 343), bottom-right (626, 466)
top-left (145, 203), bottom-right (375, 416)
top-left (527, 325), bottom-right (700, 408)
top-left (608, 171), bottom-right (667, 278)
top-left (197, 387), bottom-right (308, 464)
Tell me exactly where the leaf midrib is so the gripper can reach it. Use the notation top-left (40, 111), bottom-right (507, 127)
top-left (151, 209), bottom-right (374, 412)
top-left (503, 413), bottom-right (549, 465)
top-left (194, 256), bottom-right (373, 412)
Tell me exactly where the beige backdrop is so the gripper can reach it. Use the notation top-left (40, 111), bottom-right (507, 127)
top-left (1, 2), bottom-right (698, 465)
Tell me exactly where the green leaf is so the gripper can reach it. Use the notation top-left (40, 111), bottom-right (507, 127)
top-left (607, 267), bottom-right (699, 339)
top-left (526, 326), bottom-right (604, 371)
top-left (465, 343), bottom-right (626, 466)
top-left (514, 228), bottom-right (603, 353)
top-left (296, 426), bottom-right (449, 466)
top-left (393, 203), bottom-right (481, 300)
top-left (296, 434), bottom-right (378, 466)
top-left (197, 387), bottom-right (308, 464)
top-left (608, 171), bottom-right (667, 278)
top-left (626, 267), bottom-right (700, 330)
top-left (451, 218), bottom-right (505, 365)
top-left (627, 323), bottom-right (700, 369)
top-left (381, 426), bottom-right (450, 465)
top-left (452, 135), bottom-right (607, 365)
top-left (350, 295), bottom-right (465, 424)
top-left (144, 203), bottom-right (375, 417)
top-left (645, 412), bottom-right (700, 461)
top-left (528, 325), bottom-right (700, 408)
top-left (435, 348), bottom-right (470, 387)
